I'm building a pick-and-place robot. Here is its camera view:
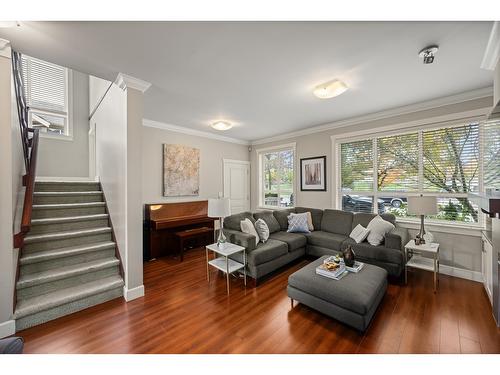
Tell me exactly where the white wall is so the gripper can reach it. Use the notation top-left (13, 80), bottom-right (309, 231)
top-left (89, 75), bottom-right (112, 117)
top-left (250, 96), bottom-right (492, 275)
top-left (142, 125), bottom-right (250, 204)
top-left (0, 42), bottom-right (16, 338)
top-left (91, 75), bottom-right (144, 299)
top-left (37, 70), bottom-right (90, 178)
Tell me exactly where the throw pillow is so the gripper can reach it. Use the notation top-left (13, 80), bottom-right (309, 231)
top-left (366, 215), bottom-right (395, 246)
top-left (287, 213), bottom-right (310, 233)
top-left (349, 224), bottom-right (370, 244)
top-left (254, 218), bottom-right (270, 243)
top-left (290, 212), bottom-right (314, 231)
top-left (240, 218), bottom-right (258, 242)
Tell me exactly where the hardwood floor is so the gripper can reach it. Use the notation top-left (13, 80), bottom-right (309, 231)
top-left (18, 248), bottom-right (500, 353)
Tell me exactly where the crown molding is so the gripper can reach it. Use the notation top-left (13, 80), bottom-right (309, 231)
top-left (250, 86), bottom-right (493, 145)
top-left (481, 21), bottom-right (500, 70)
top-left (115, 73), bottom-right (152, 93)
top-left (0, 38), bottom-right (11, 58)
top-left (143, 119), bottom-right (250, 145)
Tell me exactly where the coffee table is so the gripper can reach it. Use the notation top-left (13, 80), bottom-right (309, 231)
top-left (206, 242), bottom-right (246, 294)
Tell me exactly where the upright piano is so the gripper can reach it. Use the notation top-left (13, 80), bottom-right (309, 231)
top-left (143, 201), bottom-right (216, 260)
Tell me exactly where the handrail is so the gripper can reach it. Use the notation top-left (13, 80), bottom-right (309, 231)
top-left (20, 129), bottom-right (39, 234)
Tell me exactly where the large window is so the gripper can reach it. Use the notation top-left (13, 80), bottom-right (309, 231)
top-left (258, 145), bottom-right (295, 208)
top-left (21, 54), bottom-right (71, 137)
top-left (337, 120), bottom-right (499, 225)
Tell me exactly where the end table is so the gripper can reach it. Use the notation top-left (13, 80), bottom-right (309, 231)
top-left (206, 242), bottom-right (246, 294)
top-left (404, 239), bottom-right (440, 293)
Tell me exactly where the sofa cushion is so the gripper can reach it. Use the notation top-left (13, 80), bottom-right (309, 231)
top-left (305, 230), bottom-right (347, 251)
top-left (287, 212), bottom-right (310, 233)
top-left (352, 212), bottom-right (396, 229)
top-left (254, 211), bottom-right (281, 233)
top-left (295, 207), bottom-right (323, 231)
top-left (269, 231), bottom-right (307, 252)
top-left (320, 209), bottom-right (353, 235)
top-left (247, 238), bottom-right (288, 265)
top-left (341, 238), bottom-right (404, 265)
top-left (273, 208), bottom-right (296, 231)
top-left (366, 215), bottom-right (395, 246)
top-left (254, 218), bottom-right (270, 243)
top-left (224, 211), bottom-right (255, 231)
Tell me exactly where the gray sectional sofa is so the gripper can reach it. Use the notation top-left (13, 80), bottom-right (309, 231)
top-left (223, 207), bottom-right (409, 283)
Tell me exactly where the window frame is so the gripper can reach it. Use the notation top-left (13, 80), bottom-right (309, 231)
top-left (256, 142), bottom-right (297, 210)
top-left (332, 115), bottom-right (489, 228)
top-left (22, 55), bottom-right (73, 141)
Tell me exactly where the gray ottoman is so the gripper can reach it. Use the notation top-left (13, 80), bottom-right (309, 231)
top-left (287, 256), bottom-right (387, 331)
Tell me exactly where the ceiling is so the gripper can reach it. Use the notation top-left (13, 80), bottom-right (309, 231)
top-left (0, 21), bottom-right (494, 142)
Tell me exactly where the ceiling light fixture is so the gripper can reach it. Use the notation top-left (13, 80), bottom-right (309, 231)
top-left (0, 21), bottom-right (20, 28)
top-left (418, 45), bottom-right (439, 64)
top-left (313, 79), bottom-right (348, 99)
top-left (211, 121), bottom-right (233, 131)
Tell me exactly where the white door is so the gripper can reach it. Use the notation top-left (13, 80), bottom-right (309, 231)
top-left (223, 159), bottom-right (250, 214)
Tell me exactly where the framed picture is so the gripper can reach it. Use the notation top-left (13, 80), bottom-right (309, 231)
top-left (163, 144), bottom-right (200, 197)
top-left (300, 156), bottom-right (326, 191)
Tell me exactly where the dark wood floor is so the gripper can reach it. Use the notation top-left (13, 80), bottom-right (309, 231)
top-left (18, 248), bottom-right (500, 353)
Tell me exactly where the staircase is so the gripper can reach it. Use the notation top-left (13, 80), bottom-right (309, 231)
top-left (14, 181), bottom-right (124, 331)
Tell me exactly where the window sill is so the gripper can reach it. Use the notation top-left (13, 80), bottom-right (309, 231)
top-left (39, 132), bottom-right (73, 141)
top-left (396, 218), bottom-right (482, 237)
top-left (257, 206), bottom-right (295, 211)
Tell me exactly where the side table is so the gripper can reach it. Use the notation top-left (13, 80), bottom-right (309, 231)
top-left (404, 239), bottom-right (440, 293)
top-left (206, 242), bottom-right (246, 294)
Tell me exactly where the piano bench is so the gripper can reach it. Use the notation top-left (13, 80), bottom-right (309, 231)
top-left (174, 227), bottom-right (214, 261)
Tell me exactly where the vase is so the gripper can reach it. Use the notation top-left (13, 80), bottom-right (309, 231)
top-left (343, 245), bottom-right (356, 267)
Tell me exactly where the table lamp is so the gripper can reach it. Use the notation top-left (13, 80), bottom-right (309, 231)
top-left (208, 197), bottom-right (231, 247)
top-left (407, 195), bottom-right (437, 244)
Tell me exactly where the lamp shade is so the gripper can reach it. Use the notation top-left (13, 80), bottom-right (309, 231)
top-left (208, 198), bottom-right (231, 218)
top-left (407, 196), bottom-right (438, 215)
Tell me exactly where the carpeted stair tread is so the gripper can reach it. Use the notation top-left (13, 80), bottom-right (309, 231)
top-left (31, 213), bottom-right (109, 226)
top-left (14, 275), bottom-right (124, 319)
top-left (33, 202), bottom-right (106, 210)
top-left (20, 241), bottom-right (116, 265)
top-left (34, 191), bottom-right (103, 196)
top-left (17, 258), bottom-right (120, 290)
top-left (24, 227), bottom-right (111, 244)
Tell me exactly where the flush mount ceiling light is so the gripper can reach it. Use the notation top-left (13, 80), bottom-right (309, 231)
top-left (418, 45), bottom-right (439, 64)
top-left (313, 79), bottom-right (348, 99)
top-left (211, 121), bottom-right (233, 131)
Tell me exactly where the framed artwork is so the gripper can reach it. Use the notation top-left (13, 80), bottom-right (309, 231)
top-left (300, 156), bottom-right (326, 191)
top-left (163, 144), bottom-right (200, 197)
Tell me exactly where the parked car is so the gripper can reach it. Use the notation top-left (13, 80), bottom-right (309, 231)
top-left (379, 197), bottom-right (407, 208)
top-left (342, 195), bottom-right (385, 215)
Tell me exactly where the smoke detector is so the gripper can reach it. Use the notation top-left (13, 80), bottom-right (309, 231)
top-left (418, 45), bottom-right (439, 64)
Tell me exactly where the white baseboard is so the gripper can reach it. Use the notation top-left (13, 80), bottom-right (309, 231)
top-left (123, 285), bottom-right (145, 301)
top-left (0, 320), bottom-right (16, 339)
top-left (438, 264), bottom-right (483, 283)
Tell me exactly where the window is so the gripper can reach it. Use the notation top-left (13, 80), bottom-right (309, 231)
top-left (336, 120), bottom-right (499, 225)
top-left (258, 145), bottom-right (295, 208)
top-left (21, 55), bottom-right (71, 137)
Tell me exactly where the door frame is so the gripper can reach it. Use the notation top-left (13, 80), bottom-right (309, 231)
top-left (223, 159), bottom-right (251, 211)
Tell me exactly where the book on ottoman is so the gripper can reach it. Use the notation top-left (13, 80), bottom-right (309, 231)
top-left (316, 262), bottom-right (348, 280)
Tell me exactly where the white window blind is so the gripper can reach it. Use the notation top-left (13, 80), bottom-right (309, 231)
top-left (483, 118), bottom-right (500, 190)
top-left (21, 55), bottom-right (67, 113)
top-left (340, 139), bottom-right (373, 192)
top-left (422, 123), bottom-right (480, 193)
top-left (377, 132), bottom-right (419, 192)
top-left (336, 121), bottom-right (495, 225)
top-left (21, 55), bottom-right (70, 137)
